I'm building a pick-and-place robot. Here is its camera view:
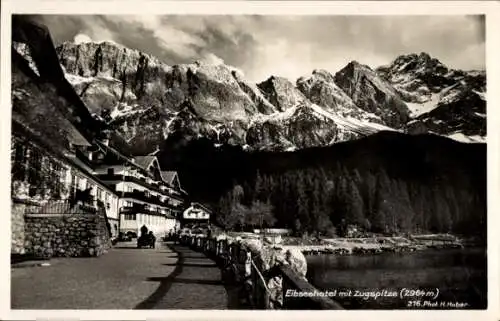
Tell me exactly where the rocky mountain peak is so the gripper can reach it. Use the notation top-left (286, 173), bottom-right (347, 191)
top-left (257, 75), bottom-right (307, 112)
top-left (56, 40), bottom-right (168, 80)
top-left (383, 52), bottom-right (449, 78)
top-left (334, 60), bottom-right (410, 128)
top-left (310, 69), bottom-right (336, 83)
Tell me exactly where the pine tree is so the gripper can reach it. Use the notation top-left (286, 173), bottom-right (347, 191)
top-left (254, 170), bottom-right (264, 201)
top-left (296, 170), bottom-right (310, 232)
top-left (348, 178), bottom-right (365, 226)
top-left (374, 170), bottom-right (392, 233)
top-left (394, 179), bottom-right (414, 233)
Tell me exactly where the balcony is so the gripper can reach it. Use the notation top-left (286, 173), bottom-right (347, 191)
top-left (120, 204), bottom-right (175, 218)
top-left (120, 191), bottom-right (183, 210)
top-left (98, 174), bottom-right (182, 198)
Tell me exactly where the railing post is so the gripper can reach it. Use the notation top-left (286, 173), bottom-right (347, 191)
top-left (281, 272), bottom-right (290, 309)
top-left (244, 249), bottom-right (253, 306)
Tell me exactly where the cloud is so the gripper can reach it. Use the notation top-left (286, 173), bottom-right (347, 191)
top-left (28, 14), bottom-right (485, 83)
top-left (200, 52), bottom-right (225, 65)
top-left (74, 33), bottom-right (93, 44)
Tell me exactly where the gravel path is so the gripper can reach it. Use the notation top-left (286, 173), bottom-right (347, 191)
top-left (11, 242), bottom-right (233, 309)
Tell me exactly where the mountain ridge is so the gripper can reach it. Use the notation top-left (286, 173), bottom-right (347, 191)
top-left (16, 39), bottom-right (486, 153)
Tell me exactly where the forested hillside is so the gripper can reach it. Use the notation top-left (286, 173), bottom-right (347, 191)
top-left (158, 131), bottom-right (486, 238)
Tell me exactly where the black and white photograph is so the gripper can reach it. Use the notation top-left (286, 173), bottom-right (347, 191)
top-left (2, 0), bottom-right (498, 318)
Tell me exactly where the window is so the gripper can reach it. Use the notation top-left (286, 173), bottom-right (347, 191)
top-left (12, 142), bottom-right (27, 181)
top-left (27, 147), bottom-right (42, 196)
top-left (124, 214), bottom-right (136, 220)
top-left (97, 188), bottom-right (103, 200)
top-left (71, 175), bottom-right (79, 194)
top-left (107, 168), bottom-right (114, 175)
top-left (51, 162), bottom-right (64, 198)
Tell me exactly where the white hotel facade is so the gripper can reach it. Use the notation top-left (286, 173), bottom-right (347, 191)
top-left (92, 143), bottom-right (186, 237)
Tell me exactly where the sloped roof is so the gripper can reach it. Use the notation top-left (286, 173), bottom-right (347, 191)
top-left (11, 55), bottom-right (91, 148)
top-left (191, 202), bottom-right (213, 214)
top-left (12, 16), bottom-right (103, 143)
top-left (133, 156), bottom-right (157, 170)
top-left (160, 171), bottom-right (177, 184)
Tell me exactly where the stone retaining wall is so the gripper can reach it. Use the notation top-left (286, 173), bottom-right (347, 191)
top-left (23, 213), bottom-right (111, 258)
top-left (12, 202), bottom-right (27, 255)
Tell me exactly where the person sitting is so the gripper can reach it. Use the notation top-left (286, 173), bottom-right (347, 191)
top-left (148, 231), bottom-right (156, 249)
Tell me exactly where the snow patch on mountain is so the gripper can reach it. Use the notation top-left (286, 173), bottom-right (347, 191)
top-left (447, 132), bottom-right (486, 143)
top-left (405, 92), bottom-right (441, 117)
top-left (309, 104), bottom-right (395, 134)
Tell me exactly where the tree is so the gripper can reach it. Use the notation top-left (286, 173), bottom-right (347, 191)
top-left (253, 170), bottom-right (264, 201)
top-left (216, 184), bottom-right (246, 230)
top-left (244, 200), bottom-right (276, 229)
top-left (295, 170), bottom-right (310, 232)
top-left (346, 178), bottom-right (365, 226)
top-left (216, 200), bottom-right (246, 231)
top-left (373, 170), bottom-right (392, 233)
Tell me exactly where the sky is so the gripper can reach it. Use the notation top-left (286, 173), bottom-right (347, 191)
top-left (27, 15), bottom-right (485, 82)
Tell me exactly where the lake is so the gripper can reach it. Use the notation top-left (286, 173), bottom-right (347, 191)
top-left (306, 248), bottom-right (487, 309)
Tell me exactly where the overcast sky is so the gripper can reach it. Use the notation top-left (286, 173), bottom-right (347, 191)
top-left (27, 15), bottom-right (485, 82)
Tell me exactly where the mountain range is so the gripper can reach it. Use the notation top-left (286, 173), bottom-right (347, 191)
top-left (14, 39), bottom-right (485, 154)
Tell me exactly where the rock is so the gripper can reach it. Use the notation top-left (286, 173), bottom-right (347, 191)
top-left (267, 275), bottom-right (283, 308)
top-left (284, 248), bottom-right (307, 278)
top-left (242, 239), bottom-right (263, 254)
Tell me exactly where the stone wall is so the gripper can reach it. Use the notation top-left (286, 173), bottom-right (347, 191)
top-left (11, 201), bottom-right (27, 255)
top-left (24, 213), bottom-right (111, 258)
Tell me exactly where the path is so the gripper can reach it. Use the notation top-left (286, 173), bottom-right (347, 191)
top-left (138, 244), bottom-right (238, 309)
top-left (11, 242), bottom-right (235, 309)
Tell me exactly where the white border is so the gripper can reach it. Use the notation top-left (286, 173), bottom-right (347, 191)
top-left (1, 1), bottom-right (499, 321)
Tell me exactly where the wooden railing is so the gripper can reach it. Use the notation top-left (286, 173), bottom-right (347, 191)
top-left (179, 234), bottom-right (343, 310)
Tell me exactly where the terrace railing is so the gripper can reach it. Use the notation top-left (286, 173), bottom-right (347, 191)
top-left (179, 234), bottom-right (343, 310)
top-left (22, 199), bottom-right (98, 215)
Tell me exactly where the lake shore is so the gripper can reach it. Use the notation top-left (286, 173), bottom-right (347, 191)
top-left (279, 234), bottom-right (469, 256)
top-left (209, 231), bottom-right (476, 256)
